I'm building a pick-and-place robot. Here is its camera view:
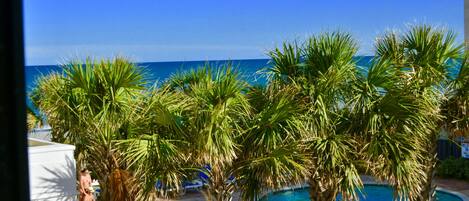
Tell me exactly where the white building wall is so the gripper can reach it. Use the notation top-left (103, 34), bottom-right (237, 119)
top-left (29, 138), bottom-right (77, 201)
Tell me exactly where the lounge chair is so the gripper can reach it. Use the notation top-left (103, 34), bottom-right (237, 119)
top-left (182, 179), bottom-right (203, 193)
top-left (155, 180), bottom-right (184, 196)
top-left (198, 165), bottom-right (237, 186)
top-left (91, 180), bottom-right (101, 199)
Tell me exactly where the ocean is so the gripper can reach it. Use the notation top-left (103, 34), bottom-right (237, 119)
top-left (24, 56), bottom-right (375, 94)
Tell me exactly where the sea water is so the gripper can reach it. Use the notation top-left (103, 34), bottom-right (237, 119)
top-left (24, 56), bottom-right (375, 93)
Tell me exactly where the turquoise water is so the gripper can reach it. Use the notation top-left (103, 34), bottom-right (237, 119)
top-left (24, 59), bottom-right (273, 106)
top-left (24, 56), bottom-right (376, 92)
top-left (24, 59), bottom-right (272, 92)
top-left (260, 185), bottom-right (462, 201)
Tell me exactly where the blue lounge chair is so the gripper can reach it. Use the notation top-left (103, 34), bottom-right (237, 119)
top-left (182, 179), bottom-right (203, 192)
top-left (198, 165), bottom-right (211, 184)
top-left (197, 165), bottom-right (236, 186)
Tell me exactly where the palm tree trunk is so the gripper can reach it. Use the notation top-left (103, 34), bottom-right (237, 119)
top-left (88, 139), bottom-right (135, 201)
top-left (418, 159), bottom-right (437, 201)
top-left (418, 133), bottom-right (438, 201)
top-left (206, 166), bottom-right (233, 201)
top-left (308, 179), bottom-right (338, 201)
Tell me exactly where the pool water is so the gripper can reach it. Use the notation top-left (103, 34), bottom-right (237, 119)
top-left (260, 185), bottom-right (462, 201)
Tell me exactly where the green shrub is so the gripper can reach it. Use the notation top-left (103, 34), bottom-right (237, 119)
top-left (437, 157), bottom-right (469, 179)
top-left (464, 165), bottom-right (469, 179)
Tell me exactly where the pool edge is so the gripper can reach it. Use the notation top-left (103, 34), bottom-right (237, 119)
top-left (362, 181), bottom-right (469, 201)
top-left (262, 182), bottom-right (469, 201)
top-left (435, 187), bottom-right (469, 201)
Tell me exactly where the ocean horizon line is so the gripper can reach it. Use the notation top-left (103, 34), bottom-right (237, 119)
top-left (25, 55), bottom-right (375, 67)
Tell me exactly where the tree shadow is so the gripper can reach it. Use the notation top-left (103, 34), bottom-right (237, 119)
top-left (36, 156), bottom-right (77, 201)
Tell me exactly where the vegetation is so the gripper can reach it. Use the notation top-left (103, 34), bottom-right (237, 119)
top-left (164, 65), bottom-right (309, 201)
top-left (32, 58), bottom-right (148, 200)
top-left (267, 31), bottom-right (363, 201)
top-left (437, 157), bottom-right (469, 179)
top-left (264, 28), bottom-right (450, 201)
top-left (30, 24), bottom-right (469, 201)
top-left (442, 53), bottom-right (469, 137)
top-left (26, 105), bottom-right (42, 131)
top-left (372, 25), bottom-right (463, 201)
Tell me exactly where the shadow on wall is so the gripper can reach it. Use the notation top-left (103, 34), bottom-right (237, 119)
top-left (37, 156), bottom-right (77, 201)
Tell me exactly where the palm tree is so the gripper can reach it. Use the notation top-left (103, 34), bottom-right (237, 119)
top-left (30, 73), bottom-right (73, 143)
top-left (348, 58), bottom-right (441, 201)
top-left (375, 25), bottom-right (462, 88)
top-left (26, 105), bottom-right (43, 131)
top-left (264, 28), bottom-right (450, 201)
top-left (371, 25), bottom-right (463, 201)
top-left (442, 53), bottom-right (469, 139)
top-left (300, 32), bottom-right (362, 201)
top-left (32, 57), bottom-right (151, 200)
top-left (235, 84), bottom-right (310, 200)
top-left (118, 86), bottom-right (190, 200)
top-left (166, 63), bottom-right (250, 201)
top-left (266, 42), bottom-right (302, 84)
top-left (166, 64), bottom-right (311, 201)
top-left (266, 32), bottom-right (363, 201)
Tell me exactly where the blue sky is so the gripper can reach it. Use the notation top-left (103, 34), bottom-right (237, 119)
top-left (24, 0), bottom-right (464, 65)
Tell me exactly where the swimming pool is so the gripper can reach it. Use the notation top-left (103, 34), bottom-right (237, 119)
top-left (260, 185), bottom-right (463, 201)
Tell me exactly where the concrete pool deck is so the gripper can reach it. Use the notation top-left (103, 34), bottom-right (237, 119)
top-left (435, 178), bottom-right (469, 200)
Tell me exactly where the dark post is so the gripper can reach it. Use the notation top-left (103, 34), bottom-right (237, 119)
top-left (0, 0), bottom-right (30, 200)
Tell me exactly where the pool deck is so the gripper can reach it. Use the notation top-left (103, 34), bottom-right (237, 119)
top-left (156, 176), bottom-right (469, 201)
top-left (435, 177), bottom-right (469, 200)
